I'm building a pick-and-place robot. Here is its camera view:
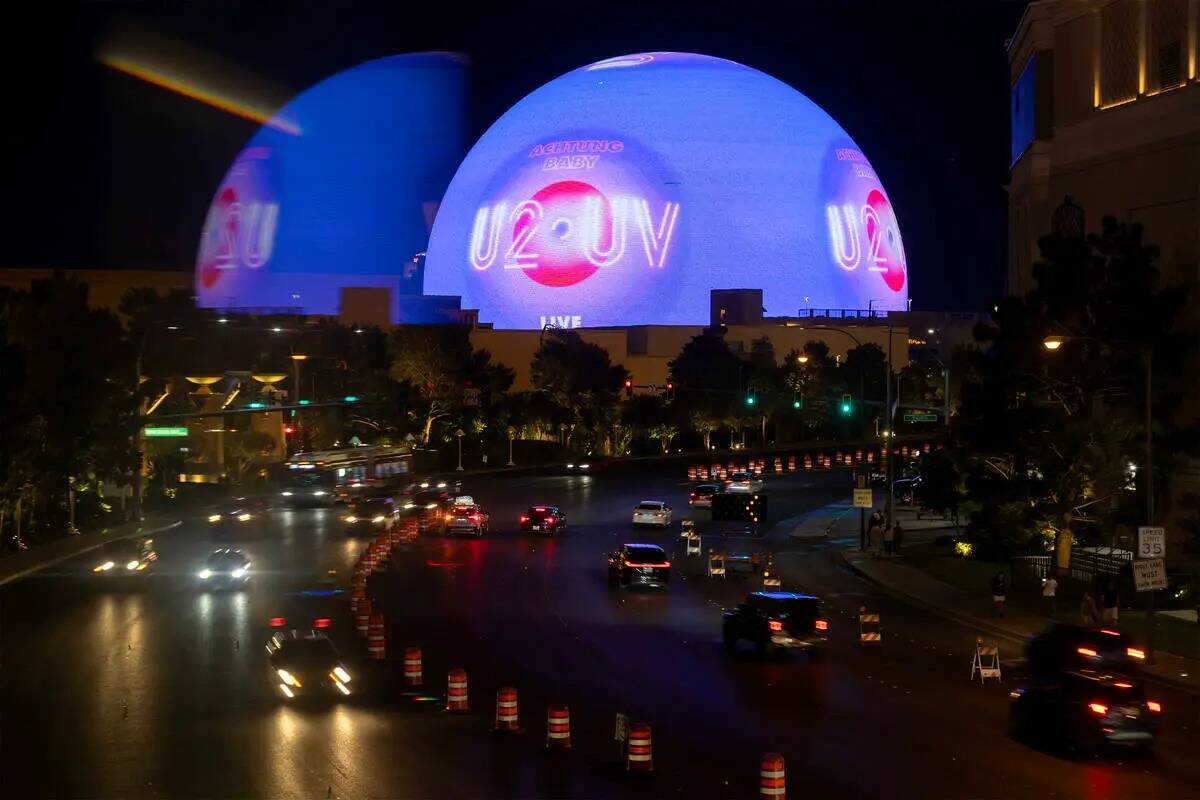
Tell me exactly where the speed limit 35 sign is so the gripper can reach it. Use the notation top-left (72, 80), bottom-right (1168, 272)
top-left (1137, 526), bottom-right (1165, 559)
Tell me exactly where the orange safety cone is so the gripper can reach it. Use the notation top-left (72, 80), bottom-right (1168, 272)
top-left (403, 647), bottom-right (422, 686)
top-left (366, 613), bottom-right (386, 660)
top-left (803, 454), bottom-right (812, 470)
top-left (349, 585), bottom-right (366, 615)
top-left (627, 723), bottom-right (653, 772)
top-left (760, 753), bottom-right (786, 798)
top-left (787, 455), bottom-right (796, 472)
top-left (494, 686), bottom-right (519, 732)
top-left (355, 599), bottom-right (372, 638)
top-left (446, 668), bottom-right (469, 712)
top-left (546, 705), bottom-right (571, 749)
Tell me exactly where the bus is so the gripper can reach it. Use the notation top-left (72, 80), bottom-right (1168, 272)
top-left (279, 445), bottom-right (412, 507)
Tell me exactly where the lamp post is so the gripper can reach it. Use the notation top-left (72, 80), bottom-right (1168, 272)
top-left (506, 426), bottom-right (516, 467)
top-left (1044, 334), bottom-right (1156, 661)
top-left (455, 428), bottom-right (465, 472)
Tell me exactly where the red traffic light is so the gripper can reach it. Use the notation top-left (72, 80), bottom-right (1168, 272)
top-left (284, 425), bottom-right (295, 435)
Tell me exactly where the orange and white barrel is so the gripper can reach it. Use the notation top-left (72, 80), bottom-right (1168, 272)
top-left (403, 646), bottom-right (422, 686)
top-left (760, 753), bottom-right (786, 798)
top-left (546, 705), bottom-right (571, 749)
top-left (366, 613), bottom-right (386, 660)
top-left (446, 668), bottom-right (469, 712)
top-left (787, 455), bottom-right (796, 472)
top-left (355, 599), bottom-right (372, 638)
top-left (494, 687), bottom-right (519, 731)
top-left (627, 722), bottom-right (653, 772)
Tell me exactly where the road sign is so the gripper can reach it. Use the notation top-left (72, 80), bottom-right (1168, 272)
top-left (614, 712), bottom-right (629, 743)
top-left (1132, 558), bottom-right (1168, 592)
top-left (903, 413), bottom-right (938, 423)
top-left (1137, 526), bottom-right (1165, 559)
top-left (143, 426), bottom-right (188, 437)
top-left (852, 488), bottom-right (873, 509)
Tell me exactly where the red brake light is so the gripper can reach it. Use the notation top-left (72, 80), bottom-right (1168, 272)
top-left (1088, 702), bottom-right (1108, 716)
top-left (768, 619), bottom-right (783, 632)
top-left (268, 617), bottom-right (287, 628)
top-left (814, 619), bottom-right (828, 631)
top-left (312, 618), bottom-right (332, 629)
top-left (546, 516), bottom-right (556, 525)
top-left (519, 515), bottom-right (528, 523)
top-left (1099, 629), bottom-right (1121, 636)
top-left (1077, 647), bottom-right (1098, 658)
top-left (1126, 647), bottom-right (1146, 660)
top-left (1147, 700), bottom-right (1162, 713)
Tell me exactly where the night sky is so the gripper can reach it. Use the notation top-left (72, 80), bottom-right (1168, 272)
top-left (12, 1), bottom-right (1025, 311)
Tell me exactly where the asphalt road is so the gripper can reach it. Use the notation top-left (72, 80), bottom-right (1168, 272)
top-left (2, 467), bottom-right (1198, 799)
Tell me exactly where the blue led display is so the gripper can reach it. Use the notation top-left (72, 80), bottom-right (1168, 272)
top-left (195, 53), bottom-right (468, 319)
top-left (1010, 58), bottom-right (1037, 166)
top-left (424, 52), bottom-right (908, 329)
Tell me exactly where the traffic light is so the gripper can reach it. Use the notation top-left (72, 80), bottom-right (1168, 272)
top-left (342, 395), bottom-right (359, 403)
top-left (283, 425), bottom-right (295, 435)
top-left (665, 381), bottom-right (675, 401)
top-left (624, 378), bottom-right (634, 398)
top-left (840, 394), bottom-right (853, 415)
top-left (792, 394), bottom-right (802, 410)
top-left (745, 388), bottom-right (756, 407)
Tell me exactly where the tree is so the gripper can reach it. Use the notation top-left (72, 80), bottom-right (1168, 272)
top-left (224, 430), bottom-right (276, 485)
top-left (914, 448), bottom-right (966, 532)
top-left (668, 327), bottom-right (743, 410)
top-left (688, 410), bottom-right (721, 450)
top-left (530, 329), bottom-right (628, 453)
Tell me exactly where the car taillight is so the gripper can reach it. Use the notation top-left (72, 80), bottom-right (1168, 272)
top-left (546, 517), bottom-right (556, 525)
top-left (1087, 702), bottom-right (1108, 716)
top-left (470, 514), bottom-right (481, 522)
top-left (268, 617), bottom-right (287, 628)
top-left (768, 619), bottom-right (783, 632)
top-left (312, 618), bottom-right (332, 629)
top-left (1077, 647), bottom-right (1098, 658)
top-left (1099, 629), bottom-right (1121, 636)
top-left (519, 515), bottom-right (529, 523)
top-left (445, 514), bottom-right (453, 522)
top-left (1147, 700), bottom-right (1162, 713)
top-left (814, 619), bottom-right (828, 631)
top-left (1127, 647), bottom-right (1146, 660)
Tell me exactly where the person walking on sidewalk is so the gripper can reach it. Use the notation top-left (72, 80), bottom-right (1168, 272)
top-left (882, 522), bottom-right (895, 556)
top-left (1080, 590), bottom-right (1099, 626)
top-left (1042, 570), bottom-right (1058, 617)
top-left (990, 571), bottom-right (1008, 616)
top-left (1100, 579), bottom-right (1120, 624)
top-left (892, 521), bottom-right (904, 555)
top-left (865, 510), bottom-right (882, 552)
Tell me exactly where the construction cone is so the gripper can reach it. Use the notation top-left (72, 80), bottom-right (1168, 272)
top-left (626, 723), bottom-right (653, 772)
top-left (403, 647), bottom-right (422, 686)
top-left (446, 668), bottom-right (469, 712)
top-left (366, 613), bottom-right (386, 660)
top-left (355, 599), bottom-right (372, 638)
top-left (494, 687), bottom-right (519, 732)
top-left (760, 753), bottom-right (786, 798)
top-left (546, 706), bottom-right (571, 749)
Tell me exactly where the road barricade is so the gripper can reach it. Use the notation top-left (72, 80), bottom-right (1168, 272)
top-left (787, 455), bottom-right (796, 472)
top-left (760, 753), bottom-right (786, 798)
top-left (762, 555), bottom-right (782, 588)
top-left (803, 454), bottom-right (813, 470)
top-left (626, 723), bottom-right (653, 772)
top-left (366, 613), bottom-right (386, 659)
top-left (356, 600), bottom-right (372, 638)
top-left (858, 606), bottom-right (882, 644)
top-left (494, 687), bottom-right (520, 732)
top-left (403, 646), bottom-right (422, 686)
top-left (446, 668), bottom-right (469, 712)
top-left (546, 705), bottom-right (571, 748)
top-left (685, 532), bottom-right (702, 557)
top-left (971, 638), bottom-right (1002, 683)
top-left (707, 549), bottom-right (726, 578)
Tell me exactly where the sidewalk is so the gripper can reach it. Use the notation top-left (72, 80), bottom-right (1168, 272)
top-left (0, 516), bottom-right (181, 587)
top-left (779, 500), bottom-right (959, 541)
top-left (837, 548), bottom-right (1200, 695)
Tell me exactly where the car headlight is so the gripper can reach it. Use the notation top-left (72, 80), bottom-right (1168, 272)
top-left (199, 569), bottom-right (212, 579)
top-left (333, 680), bottom-right (351, 696)
top-left (232, 568), bottom-right (246, 578)
top-left (281, 491), bottom-right (293, 497)
top-left (436, 482), bottom-right (447, 489)
top-left (566, 463), bottom-right (575, 469)
top-left (373, 515), bottom-right (386, 523)
top-left (425, 502), bottom-right (438, 510)
top-left (135, 562), bottom-right (148, 571)
top-left (93, 560), bottom-right (115, 572)
top-left (126, 560), bottom-right (139, 570)
top-left (312, 490), bottom-right (326, 497)
top-left (579, 463), bottom-right (590, 469)
top-left (280, 683), bottom-right (295, 699)
top-left (208, 514), bottom-right (221, 523)
top-left (403, 502), bottom-right (416, 509)
top-left (332, 666), bottom-right (351, 683)
top-left (345, 515), bottom-right (358, 523)
top-left (277, 669), bottom-right (301, 687)
top-left (237, 513), bottom-right (252, 522)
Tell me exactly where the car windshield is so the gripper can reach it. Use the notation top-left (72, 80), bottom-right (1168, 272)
top-left (528, 507), bottom-right (556, 519)
top-left (207, 551), bottom-right (245, 568)
top-left (279, 637), bottom-right (339, 668)
top-left (625, 545), bottom-right (665, 562)
top-left (352, 498), bottom-right (391, 513)
top-left (100, 540), bottom-right (144, 559)
top-left (636, 503), bottom-right (663, 510)
top-left (695, 485), bottom-right (717, 494)
top-left (765, 598), bottom-right (820, 621)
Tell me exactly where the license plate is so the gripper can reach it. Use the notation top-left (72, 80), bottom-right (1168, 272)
top-left (1116, 706), bottom-right (1140, 718)
top-left (532, 525), bottom-right (541, 531)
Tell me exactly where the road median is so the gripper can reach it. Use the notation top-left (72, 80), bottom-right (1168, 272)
top-left (0, 517), bottom-right (181, 587)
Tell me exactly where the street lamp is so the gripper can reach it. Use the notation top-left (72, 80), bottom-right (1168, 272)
top-left (455, 428), bottom-right (465, 472)
top-left (506, 426), bottom-right (516, 467)
top-left (796, 354), bottom-right (809, 365)
top-left (1043, 334), bottom-right (1157, 661)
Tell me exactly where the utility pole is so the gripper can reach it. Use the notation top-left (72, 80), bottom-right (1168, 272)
top-left (1145, 350), bottom-right (1156, 663)
top-left (885, 318), bottom-right (895, 526)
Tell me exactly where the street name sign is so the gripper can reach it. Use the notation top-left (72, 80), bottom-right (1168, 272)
top-left (1137, 526), bottom-right (1165, 559)
top-left (143, 426), bottom-right (188, 437)
top-left (903, 413), bottom-right (938, 423)
top-left (1132, 558), bottom-right (1168, 592)
top-left (852, 488), bottom-right (873, 509)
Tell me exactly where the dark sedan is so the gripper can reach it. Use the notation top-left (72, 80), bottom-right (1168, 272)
top-left (266, 627), bottom-right (354, 701)
top-left (723, 592), bottom-right (828, 655)
top-left (520, 506), bottom-right (566, 535)
top-left (197, 548), bottom-right (251, 588)
top-left (607, 543), bottom-right (670, 589)
top-left (341, 496), bottom-right (396, 535)
top-left (1011, 669), bottom-right (1161, 755)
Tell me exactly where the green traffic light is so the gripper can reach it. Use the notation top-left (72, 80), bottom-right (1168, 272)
top-left (840, 402), bottom-right (852, 415)
top-left (298, 399), bottom-right (311, 406)
top-left (745, 395), bottom-right (756, 406)
top-left (793, 400), bottom-right (801, 409)
top-left (343, 395), bottom-right (359, 403)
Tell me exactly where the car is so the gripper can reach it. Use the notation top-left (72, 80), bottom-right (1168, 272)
top-left (90, 537), bottom-right (157, 576)
top-left (520, 506), bottom-right (566, 535)
top-left (565, 458), bottom-right (608, 474)
top-left (198, 548), bottom-right (251, 587)
top-left (607, 543), bottom-right (671, 589)
top-left (688, 483), bottom-right (721, 508)
top-left (632, 500), bottom-right (672, 527)
top-left (208, 497), bottom-right (267, 537)
top-left (725, 471), bottom-right (764, 494)
top-left (341, 495), bottom-right (396, 535)
top-left (723, 592), bottom-right (829, 655)
top-left (279, 486), bottom-right (337, 507)
top-left (444, 503), bottom-right (489, 536)
top-left (1010, 669), bottom-right (1161, 755)
top-left (1026, 624), bottom-right (1147, 675)
top-left (265, 624), bottom-right (354, 700)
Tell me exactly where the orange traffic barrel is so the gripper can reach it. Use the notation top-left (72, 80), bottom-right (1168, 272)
top-left (803, 454), bottom-right (812, 470)
top-left (355, 599), bottom-right (372, 638)
top-left (403, 647), bottom-right (422, 686)
top-left (760, 753), bottom-right (786, 798)
top-left (546, 705), bottom-right (571, 749)
top-left (867, 450), bottom-right (876, 463)
top-left (349, 585), bottom-right (366, 614)
top-left (494, 686), bottom-right (519, 732)
top-left (366, 613), bottom-right (386, 660)
top-left (627, 722), bottom-right (653, 772)
top-left (787, 454), bottom-right (796, 472)
top-left (446, 668), bottom-right (469, 712)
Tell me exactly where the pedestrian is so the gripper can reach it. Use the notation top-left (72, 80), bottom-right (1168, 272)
top-left (1042, 570), bottom-right (1058, 617)
top-left (481, 453), bottom-right (488, 466)
top-left (990, 571), bottom-right (1008, 617)
top-left (865, 510), bottom-right (882, 552)
top-left (892, 522), bottom-right (904, 555)
top-left (882, 521), bottom-right (895, 556)
top-left (1101, 579), bottom-right (1120, 624)
top-left (1080, 590), bottom-right (1099, 626)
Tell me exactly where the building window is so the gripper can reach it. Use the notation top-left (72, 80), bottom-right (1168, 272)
top-left (1158, 40), bottom-right (1183, 88)
top-left (1100, 0), bottom-right (1140, 107)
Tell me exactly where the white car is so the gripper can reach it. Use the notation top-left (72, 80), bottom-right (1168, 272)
top-left (725, 472), bottom-right (764, 493)
top-left (632, 500), bottom-right (672, 528)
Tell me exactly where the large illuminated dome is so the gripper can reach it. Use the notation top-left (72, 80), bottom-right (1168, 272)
top-left (195, 53), bottom-right (468, 318)
top-left (424, 52), bottom-right (907, 329)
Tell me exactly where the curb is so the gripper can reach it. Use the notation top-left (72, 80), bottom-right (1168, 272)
top-left (0, 520), bottom-right (182, 587)
top-left (833, 549), bottom-right (1200, 697)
